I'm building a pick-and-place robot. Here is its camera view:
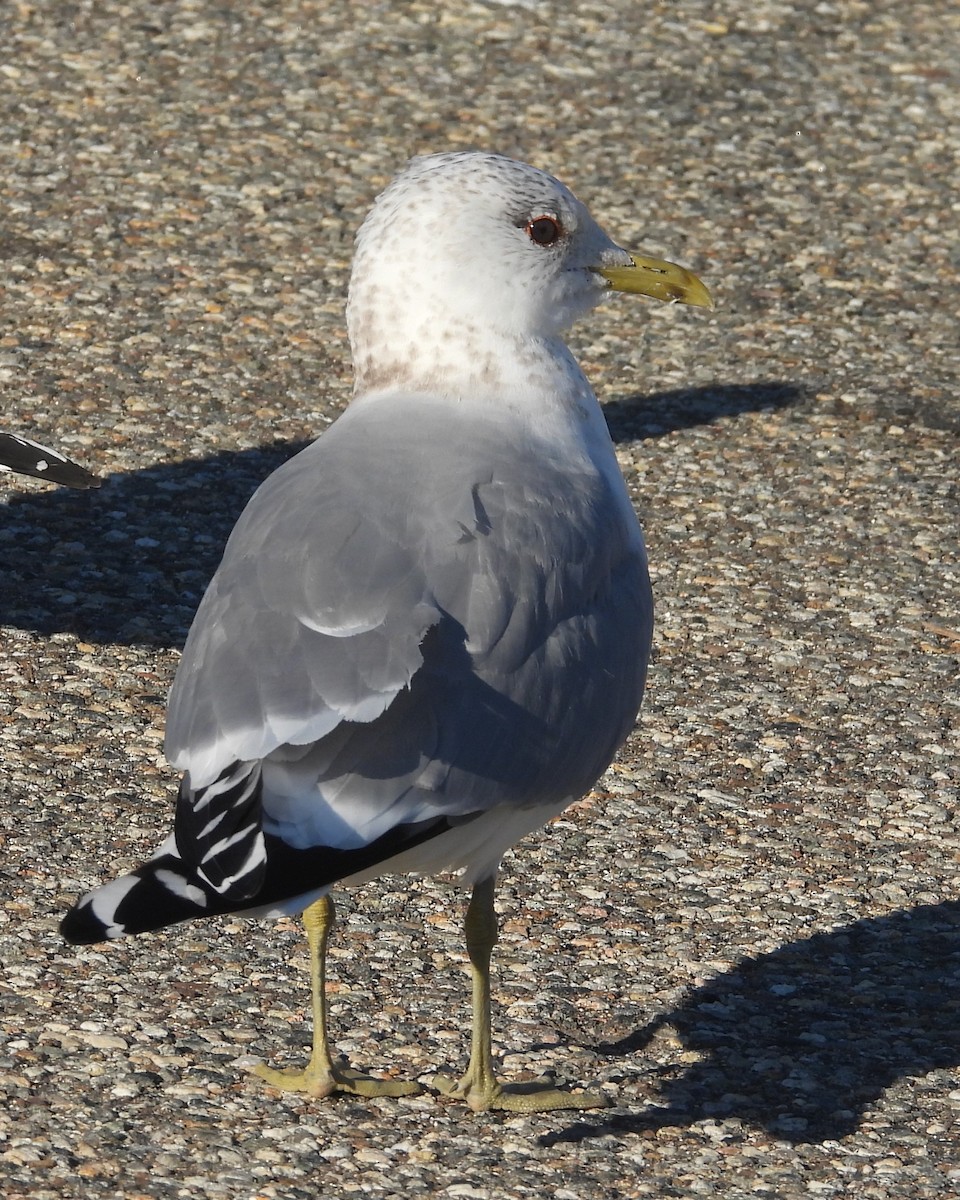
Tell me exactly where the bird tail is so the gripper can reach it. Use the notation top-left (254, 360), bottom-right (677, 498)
top-left (60, 834), bottom-right (235, 943)
top-left (60, 761), bottom-right (268, 945)
top-left (59, 761), bottom-right (465, 945)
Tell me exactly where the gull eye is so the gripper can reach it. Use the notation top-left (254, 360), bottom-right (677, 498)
top-left (525, 215), bottom-right (562, 246)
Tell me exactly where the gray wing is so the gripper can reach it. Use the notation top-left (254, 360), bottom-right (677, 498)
top-left (166, 393), bottom-right (651, 826)
top-left (165, 403), bottom-right (447, 787)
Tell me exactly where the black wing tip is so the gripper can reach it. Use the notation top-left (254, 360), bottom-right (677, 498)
top-left (47, 469), bottom-right (102, 490)
top-left (0, 432), bottom-right (101, 489)
top-left (1, 463), bottom-right (101, 489)
top-left (30, 462), bottom-right (102, 489)
top-left (60, 902), bottom-right (109, 945)
top-left (73, 469), bottom-right (102, 490)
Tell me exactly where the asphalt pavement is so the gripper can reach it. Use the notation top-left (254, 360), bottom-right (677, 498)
top-left (1, 2), bottom-right (958, 1197)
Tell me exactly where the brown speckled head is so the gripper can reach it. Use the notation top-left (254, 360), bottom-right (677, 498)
top-left (345, 152), bottom-right (633, 397)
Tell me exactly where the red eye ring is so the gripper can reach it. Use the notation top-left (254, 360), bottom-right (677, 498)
top-left (525, 215), bottom-right (562, 246)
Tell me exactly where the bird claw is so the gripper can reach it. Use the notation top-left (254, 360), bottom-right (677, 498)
top-left (253, 1059), bottom-right (420, 1099)
top-left (430, 1070), bottom-right (610, 1113)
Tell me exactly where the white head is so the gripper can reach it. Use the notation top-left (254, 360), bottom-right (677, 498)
top-left (346, 152), bottom-right (710, 397)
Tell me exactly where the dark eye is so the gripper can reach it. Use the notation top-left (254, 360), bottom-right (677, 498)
top-left (525, 215), bottom-right (562, 246)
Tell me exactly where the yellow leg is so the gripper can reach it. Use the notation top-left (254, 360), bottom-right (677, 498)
top-left (253, 895), bottom-right (420, 1098)
top-left (433, 876), bottom-right (610, 1112)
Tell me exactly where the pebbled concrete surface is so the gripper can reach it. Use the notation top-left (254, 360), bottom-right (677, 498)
top-left (1, 2), bottom-right (958, 1197)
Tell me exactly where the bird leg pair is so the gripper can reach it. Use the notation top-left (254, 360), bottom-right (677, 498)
top-left (255, 878), bottom-right (608, 1112)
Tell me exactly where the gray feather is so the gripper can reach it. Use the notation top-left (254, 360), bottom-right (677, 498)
top-left (166, 392), bottom-right (651, 816)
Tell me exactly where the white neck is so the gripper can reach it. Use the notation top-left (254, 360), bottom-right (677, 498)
top-left (351, 322), bottom-right (592, 413)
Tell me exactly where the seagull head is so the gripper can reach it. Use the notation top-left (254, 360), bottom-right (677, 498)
top-left (347, 151), bottom-right (710, 396)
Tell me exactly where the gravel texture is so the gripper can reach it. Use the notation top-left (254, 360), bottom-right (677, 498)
top-left (2, 2), bottom-right (958, 1197)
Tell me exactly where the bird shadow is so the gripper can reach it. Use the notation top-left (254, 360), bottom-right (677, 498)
top-left (603, 379), bottom-right (805, 443)
top-left (1, 382), bottom-right (804, 649)
top-left (542, 900), bottom-right (960, 1146)
top-left (0, 439), bottom-right (311, 649)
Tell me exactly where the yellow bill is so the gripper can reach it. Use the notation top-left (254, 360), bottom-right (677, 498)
top-left (598, 253), bottom-right (712, 308)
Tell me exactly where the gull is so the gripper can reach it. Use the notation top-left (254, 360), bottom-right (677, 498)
top-left (0, 432), bottom-right (100, 488)
top-left (61, 152), bottom-right (710, 1112)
